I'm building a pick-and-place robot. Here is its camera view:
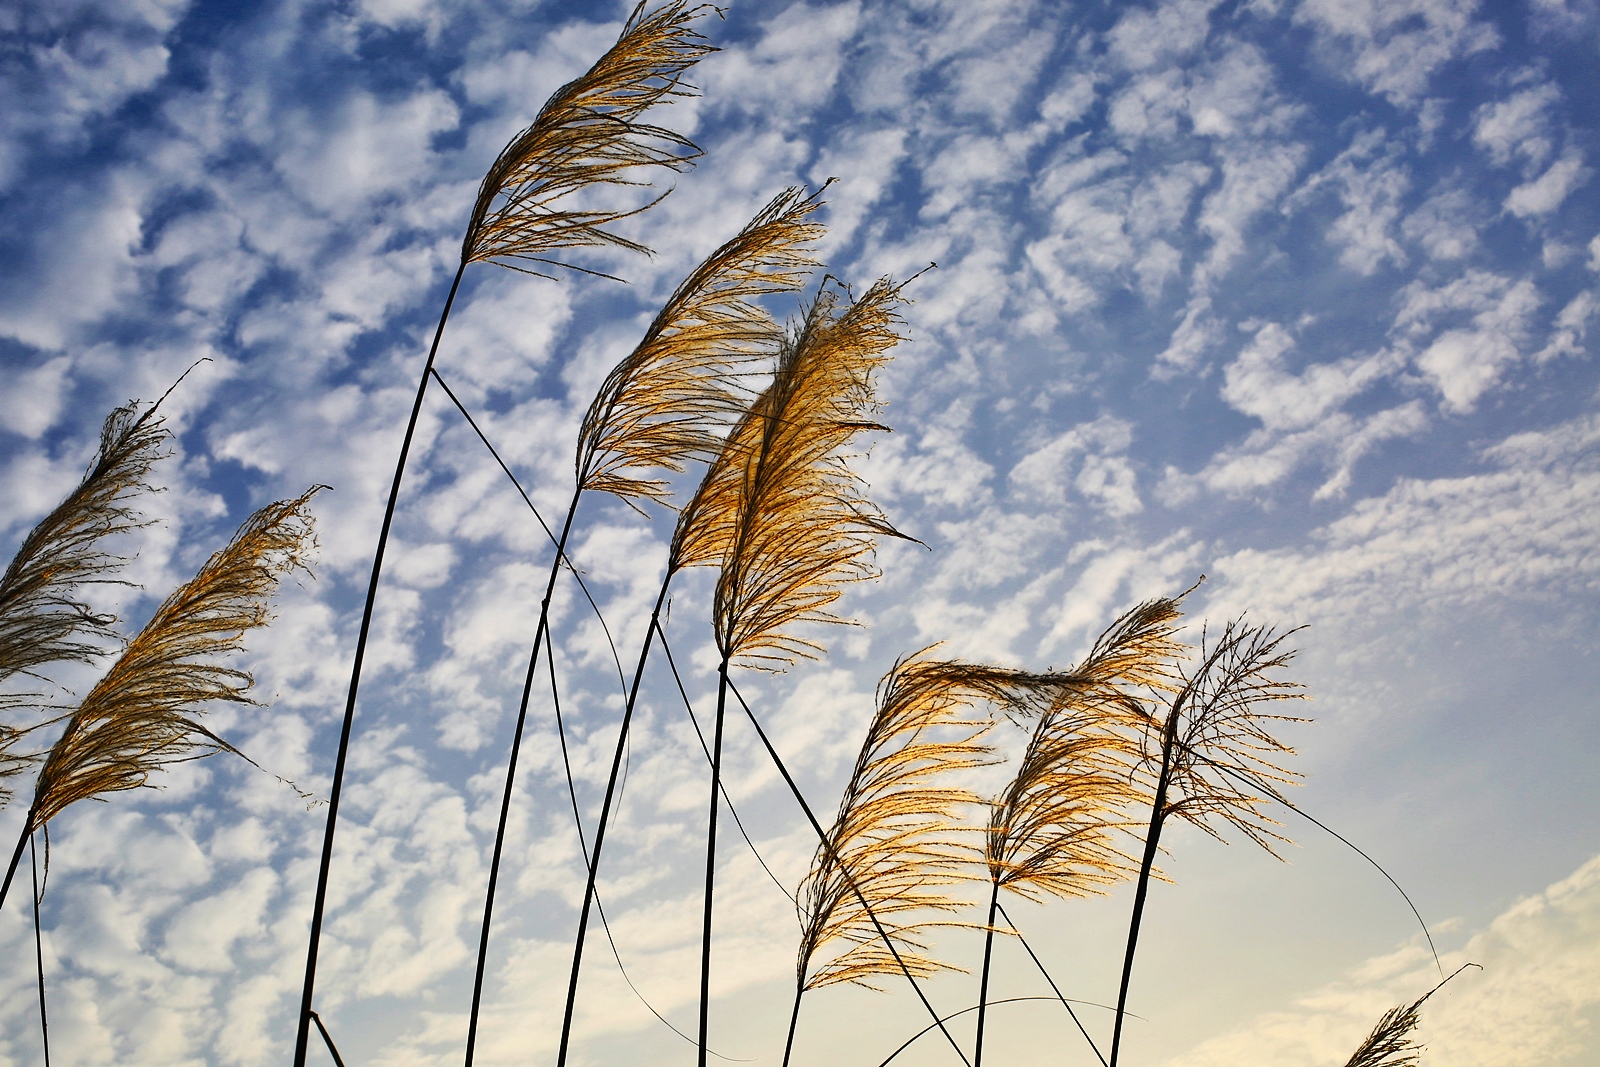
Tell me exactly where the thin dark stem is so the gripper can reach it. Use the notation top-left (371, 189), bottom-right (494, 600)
top-left (294, 258), bottom-right (468, 1067)
top-left (720, 674), bottom-right (971, 1067)
top-left (972, 881), bottom-right (1001, 1067)
top-left (464, 483), bottom-right (582, 1067)
top-left (781, 977), bottom-right (804, 1067)
top-left (31, 832), bottom-right (50, 1067)
top-left (994, 902), bottom-right (1106, 1067)
top-left (1, 817), bottom-right (27, 912)
top-left (878, 997), bottom-right (1125, 1067)
top-left (1108, 710), bottom-right (1178, 1067)
top-left (656, 620), bottom-right (793, 903)
top-left (1194, 751), bottom-right (1443, 979)
top-left (309, 1011), bottom-right (347, 1067)
top-left (697, 659), bottom-right (732, 1067)
top-left (556, 578), bottom-right (672, 1067)
top-left (428, 367), bottom-right (628, 697)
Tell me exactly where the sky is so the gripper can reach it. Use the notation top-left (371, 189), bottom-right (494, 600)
top-left (0, 0), bottom-right (1598, 1065)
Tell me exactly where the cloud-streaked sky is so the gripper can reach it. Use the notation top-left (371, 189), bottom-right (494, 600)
top-left (1, 0), bottom-right (1597, 1064)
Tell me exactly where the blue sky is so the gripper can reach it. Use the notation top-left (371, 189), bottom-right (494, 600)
top-left (1, 0), bottom-right (1598, 1064)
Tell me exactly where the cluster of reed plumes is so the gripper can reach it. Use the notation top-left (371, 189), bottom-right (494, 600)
top-left (0, 3), bottom-right (1467, 1066)
top-left (0, 396), bottom-right (322, 1062)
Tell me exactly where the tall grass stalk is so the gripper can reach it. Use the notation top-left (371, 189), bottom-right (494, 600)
top-left (683, 280), bottom-right (905, 1065)
top-left (784, 654), bottom-right (998, 1067)
top-left (286, 6), bottom-right (714, 1063)
top-left (464, 186), bottom-right (822, 1067)
top-left (31, 832), bottom-right (50, 1067)
top-left (715, 674), bottom-right (971, 1065)
top-left (1106, 620), bottom-right (1305, 1067)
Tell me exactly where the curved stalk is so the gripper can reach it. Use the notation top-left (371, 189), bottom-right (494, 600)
top-left (32, 832), bottom-right (51, 1067)
top-left (293, 260), bottom-right (466, 1067)
top-left (972, 880), bottom-right (1002, 1067)
top-left (1107, 707), bottom-right (1178, 1067)
top-left (554, 578), bottom-right (672, 1067)
top-left (723, 676), bottom-right (971, 1067)
top-left (463, 484), bottom-right (582, 1067)
top-left (780, 976), bottom-right (805, 1067)
top-left (697, 658), bottom-right (732, 1067)
top-left (1, 812), bottom-right (30, 911)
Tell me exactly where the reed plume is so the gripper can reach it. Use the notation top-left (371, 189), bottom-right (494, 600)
top-left (495, 186), bottom-right (826, 1067)
top-left (295, 7), bottom-right (717, 1063)
top-left (0, 400), bottom-right (167, 813)
top-left (576, 185), bottom-right (826, 506)
top-left (1340, 964), bottom-right (1477, 1067)
top-left (461, 0), bottom-right (714, 274)
top-left (0, 402), bottom-right (167, 694)
top-left (679, 277), bottom-right (906, 1067)
top-left (972, 596), bottom-right (1184, 1066)
top-left (781, 654), bottom-right (994, 1066)
top-left (1108, 616), bottom-right (1307, 1067)
top-left (0, 488), bottom-right (320, 911)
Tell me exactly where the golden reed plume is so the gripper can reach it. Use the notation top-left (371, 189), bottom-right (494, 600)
top-left (0, 401), bottom-right (168, 808)
top-left (25, 488), bottom-right (320, 831)
top-left (0, 402), bottom-right (167, 691)
top-left (985, 596), bottom-right (1187, 901)
top-left (460, 1), bottom-right (715, 274)
top-left (1109, 609), bottom-right (1307, 1067)
top-left (796, 654), bottom-right (996, 993)
top-left (576, 186), bottom-right (826, 508)
top-left (672, 278), bottom-right (906, 668)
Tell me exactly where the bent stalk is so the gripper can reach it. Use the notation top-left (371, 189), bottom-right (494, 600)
top-left (293, 261), bottom-right (466, 1067)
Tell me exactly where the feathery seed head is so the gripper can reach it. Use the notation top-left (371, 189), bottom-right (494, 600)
top-left (576, 185), bottom-right (826, 507)
top-left (461, 2), bottom-right (716, 273)
top-left (26, 488), bottom-right (321, 830)
top-left (670, 277), bottom-right (907, 669)
top-left (795, 651), bottom-right (996, 991)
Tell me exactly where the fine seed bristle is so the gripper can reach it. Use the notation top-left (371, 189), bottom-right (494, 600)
top-left (26, 488), bottom-right (321, 830)
top-left (576, 185), bottom-right (826, 507)
top-left (461, 1), bottom-right (716, 273)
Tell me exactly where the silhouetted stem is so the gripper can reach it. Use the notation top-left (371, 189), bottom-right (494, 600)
top-left (32, 833), bottom-right (50, 1067)
top-left (555, 578), bottom-right (672, 1067)
top-left (309, 1011), bottom-right (347, 1067)
top-left (0, 816), bottom-right (28, 912)
top-left (464, 483), bottom-right (582, 1067)
top-left (780, 976), bottom-right (804, 1067)
top-left (697, 659), bottom-right (732, 1067)
top-left (994, 902), bottom-right (1106, 1067)
top-left (293, 258), bottom-right (467, 1067)
top-left (722, 677), bottom-right (971, 1066)
top-left (1108, 707), bottom-right (1179, 1067)
top-left (878, 997), bottom-right (1118, 1067)
top-left (972, 880), bottom-right (1001, 1067)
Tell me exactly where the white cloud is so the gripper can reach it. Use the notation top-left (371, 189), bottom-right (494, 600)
top-left (1506, 148), bottom-right (1590, 217)
top-left (1221, 323), bottom-right (1395, 431)
top-left (1161, 851), bottom-right (1600, 1067)
top-left (1295, 0), bottom-right (1499, 106)
top-left (1473, 82), bottom-right (1561, 169)
top-left (1401, 185), bottom-right (1481, 261)
top-left (1108, 0), bottom-right (1222, 72)
top-left (1395, 270), bottom-right (1543, 411)
top-left (1009, 415), bottom-right (1142, 516)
